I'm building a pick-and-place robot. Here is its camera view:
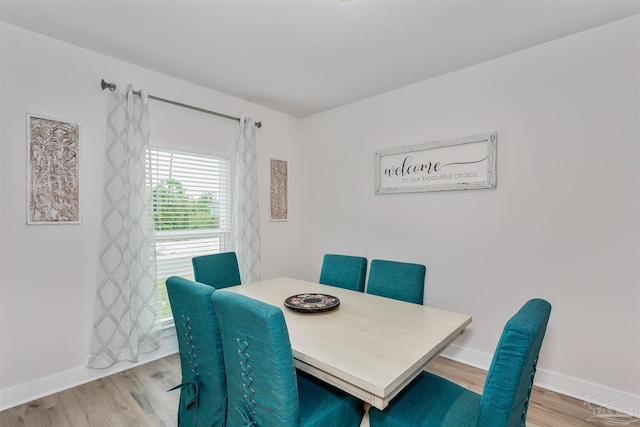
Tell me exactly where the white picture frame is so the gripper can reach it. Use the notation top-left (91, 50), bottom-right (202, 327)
top-left (375, 132), bottom-right (497, 194)
top-left (27, 114), bottom-right (81, 224)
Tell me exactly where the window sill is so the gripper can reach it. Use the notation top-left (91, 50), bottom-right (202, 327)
top-left (161, 317), bottom-right (175, 331)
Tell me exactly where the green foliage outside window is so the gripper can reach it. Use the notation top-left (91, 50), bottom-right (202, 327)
top-left (152, 179), bottom-right (220, 231)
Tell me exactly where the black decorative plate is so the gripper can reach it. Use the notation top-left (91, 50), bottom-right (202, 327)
top-left (284, 293), bottom-right (340, 313)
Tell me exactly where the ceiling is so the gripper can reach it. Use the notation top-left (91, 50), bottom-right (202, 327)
top-left (1, 1), bottom-right (639, 118)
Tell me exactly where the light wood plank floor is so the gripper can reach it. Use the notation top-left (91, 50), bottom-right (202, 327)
top-left (1, 354), bottom-right (636, 426)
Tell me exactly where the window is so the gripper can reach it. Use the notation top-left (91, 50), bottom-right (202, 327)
top-left (149, 147), bottom-right (231, 320)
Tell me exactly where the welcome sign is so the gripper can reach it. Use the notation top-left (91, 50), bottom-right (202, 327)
top-left (375, 132), bottom-right (497, 194)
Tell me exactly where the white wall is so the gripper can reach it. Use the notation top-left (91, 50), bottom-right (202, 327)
top-left (0, 22), bottom-right (309, 408)
top-left (302, 16), bottom-right (639, 410)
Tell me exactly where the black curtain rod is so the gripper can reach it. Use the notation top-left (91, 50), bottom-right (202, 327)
top-left (100, 79), bottom-right (262, 129)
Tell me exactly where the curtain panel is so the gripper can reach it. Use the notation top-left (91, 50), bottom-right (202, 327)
top-left (88, 86), bottom-right (160, 368)
top-left (232, 116), bottom-right (261, 284)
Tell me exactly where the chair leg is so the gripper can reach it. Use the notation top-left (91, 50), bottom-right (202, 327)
top-left (360, 403), bottom-right (371, 427)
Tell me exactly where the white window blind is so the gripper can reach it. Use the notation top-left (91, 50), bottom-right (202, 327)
top-left (149, 147), bottom-right (231, 319)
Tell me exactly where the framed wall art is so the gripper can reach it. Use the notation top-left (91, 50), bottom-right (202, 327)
top-left (375, 132), bottom-right (497, 194)
top-left (269, 158), bottom-right (289, 221)
top-left (27, 114), bottom-right (81, 224)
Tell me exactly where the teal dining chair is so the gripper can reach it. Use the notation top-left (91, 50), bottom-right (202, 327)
top-left (211, 291), bottom-right (365, 427)
top-left (369, 298), bottom-right (552, 427)
top-left (166, 276), bottom-right (227, 427)
top-left (366, 259), bottom-right (426, 304)
top-left (192, 251), bottom-right (241, 289)
top-left (319, 254), bottom-right (368, 292)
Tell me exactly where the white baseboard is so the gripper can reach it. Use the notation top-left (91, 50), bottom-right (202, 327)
top-left (0, 329), bottom-right (179, 412)
top-left (2, 338), bottom-right (638, 418)
top-left (441, 344), bottom-right (640, 418)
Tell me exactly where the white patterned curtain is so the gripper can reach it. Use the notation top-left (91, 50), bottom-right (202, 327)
top-left (88, 85), bottom-right (160, 368)
top-left (232, 116), bottom-right (261, 284)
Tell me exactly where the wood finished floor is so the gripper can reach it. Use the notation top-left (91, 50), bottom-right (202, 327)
top-left (1, 354), bottom-right (635, 426)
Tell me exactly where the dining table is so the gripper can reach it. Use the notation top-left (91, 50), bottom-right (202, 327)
top-left (222, 276), bottom-right (472, 410)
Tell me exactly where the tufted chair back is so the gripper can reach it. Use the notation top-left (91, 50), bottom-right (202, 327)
top-left (212, 291), bottom-right (300, 426)
top-left (478, 298), bottom-right (552, 427)
top-left (319, 254), bottom-right (368, 292)
top-left (192, 251), bottom-right (241, 289)
top-left (212, 291), bottom-right (365, 427)
top-left (366, 259), bottom-right (426, 304)
top-left (369, 298), bottom-right (551, 427)
top-left (166, 276), bottom-right (227, 427)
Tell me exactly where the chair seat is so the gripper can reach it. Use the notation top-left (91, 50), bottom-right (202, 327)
top-left (369, 372), bottom-right (481, 427)
top-left (297, 370), bottom-right (364, 427)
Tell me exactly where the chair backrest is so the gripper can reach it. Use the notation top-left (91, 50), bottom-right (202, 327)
top-left (166, 276), bottom-right (227, 427)
top-left (192, 251), bottom-right (241, 289)
top-left (366, 259), bottom-right (426, 304)
top-left (319, 254), bottom-right (368, 292)
top-left (478, 298), bottom-right (552, 427)
top-left (212, 291), bottom-right (301, 427)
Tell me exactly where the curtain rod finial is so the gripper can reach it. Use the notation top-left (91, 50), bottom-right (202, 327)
top-left (101, 79), bottom-right (116, 92)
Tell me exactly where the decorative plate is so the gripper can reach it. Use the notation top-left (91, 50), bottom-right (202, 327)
top-left (284, 293), bottom-right (340, 313)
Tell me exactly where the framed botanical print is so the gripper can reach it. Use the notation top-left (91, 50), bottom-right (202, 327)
top-left (27, 114), bottom-right (81, 224)
top-left (270, 158), bottom-right (288, 221)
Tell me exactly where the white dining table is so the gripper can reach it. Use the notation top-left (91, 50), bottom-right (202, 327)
top-left (222, 276), bottom-right (472, 410)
